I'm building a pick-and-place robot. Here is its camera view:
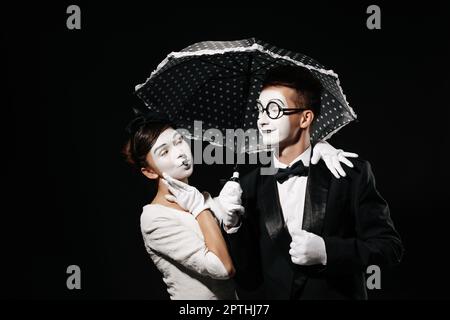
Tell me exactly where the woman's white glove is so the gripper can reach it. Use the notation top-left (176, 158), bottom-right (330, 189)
top-left (311, 141), bottom-right (358, 178)
top-left (213, 181), bottom-right (244, 228)
top-left (162, 173), bottom-right (209, 218)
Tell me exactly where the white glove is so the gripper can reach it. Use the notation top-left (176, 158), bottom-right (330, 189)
top-left (289, 230), bottom-right (327, 266)
top-left (162, 173), bottom-right (209, 218)
top-left (214, 180), bottom-right (244, 228)
top-left (311, 140), bottom-right (358, 178)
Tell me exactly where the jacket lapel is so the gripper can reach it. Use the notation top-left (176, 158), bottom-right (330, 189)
top-left (302, 160), bottom-right (331, 235)
top-left (259, 172), bottom-right (284, 239)
top-left (258, 171), bottom-right (293, 261)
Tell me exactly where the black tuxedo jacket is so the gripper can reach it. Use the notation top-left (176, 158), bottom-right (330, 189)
top-left (226, 157), bottom-right (403, 300)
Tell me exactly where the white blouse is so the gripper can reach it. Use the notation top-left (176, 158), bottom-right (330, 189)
top-left (140, 200), bottom-right (236, 300)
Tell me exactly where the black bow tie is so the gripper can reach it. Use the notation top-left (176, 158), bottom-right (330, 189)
top-left (274, 159), bottom-right (309, 183)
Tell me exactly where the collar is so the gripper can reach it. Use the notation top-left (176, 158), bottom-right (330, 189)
top-left (273, 145), bottom-right (311, 169)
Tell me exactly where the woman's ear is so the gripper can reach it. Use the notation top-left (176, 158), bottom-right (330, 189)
top-left (141, 167), bottom-right (159, 180)
top-left (300, 110), bottom-right (314, 129)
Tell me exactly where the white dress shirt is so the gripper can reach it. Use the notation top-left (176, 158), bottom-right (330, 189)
top-left (273, 146), bottom-right (311, 237)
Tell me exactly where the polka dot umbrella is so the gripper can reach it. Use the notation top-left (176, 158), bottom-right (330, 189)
top-left (135, 38), bottom-right (357, 153)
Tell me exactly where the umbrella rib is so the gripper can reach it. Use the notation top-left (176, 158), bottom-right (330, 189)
top-left (197, 57), bottom-right (246, 75)
top-left (207, 74), bottom-right (248, 82)
top-left (249, 54), bottom-right (286, 75)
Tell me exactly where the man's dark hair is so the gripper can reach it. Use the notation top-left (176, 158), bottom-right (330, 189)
top-left (262, 65), bottom-right (323, 118)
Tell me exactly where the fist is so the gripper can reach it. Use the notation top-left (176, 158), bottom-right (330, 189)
top-left (289, 230), bottom-right (327, 266)
top-left (219, 181), bottom-right (242, 205)
top-left (214, 181), bottom-right (244, 228)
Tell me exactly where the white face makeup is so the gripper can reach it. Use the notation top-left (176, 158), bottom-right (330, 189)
top-left (257, 88), bottom-right (292, 146)
top-left (149, 127), bottom-right (193, 180)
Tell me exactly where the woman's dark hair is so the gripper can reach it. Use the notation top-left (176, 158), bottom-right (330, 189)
top-left (122, 112), bottom-right (175, 168)
top-left (262, 65), bottom-right (323, 118)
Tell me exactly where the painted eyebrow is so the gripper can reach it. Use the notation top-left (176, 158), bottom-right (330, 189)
top-left (270, 98), bottom-right (285, 105)
top-left (153, 143), bottom-right (168, 155)
top-left (173, 131), bottom-right (182, 139)
top-left (257, 98), bottom-right (286, 105)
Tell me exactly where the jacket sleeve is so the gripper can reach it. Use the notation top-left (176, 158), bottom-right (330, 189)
top-left (225, 171), bottom-right (264, 291)
top-left (323, 161), bottom-right (404, 276)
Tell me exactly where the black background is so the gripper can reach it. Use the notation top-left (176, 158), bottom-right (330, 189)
top-left (4, 2), bottom-right (450, 300)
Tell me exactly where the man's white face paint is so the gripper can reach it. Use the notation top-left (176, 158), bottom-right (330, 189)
top-left (257, 88), bottom-right (292, 146)
top-left (149, 127), bottom-right (193, 180)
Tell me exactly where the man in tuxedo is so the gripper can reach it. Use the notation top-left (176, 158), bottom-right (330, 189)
top-left (217, 65), bottom-right (403, 299)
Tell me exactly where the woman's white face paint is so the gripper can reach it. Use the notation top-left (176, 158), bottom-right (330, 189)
top-left (257, 88), bottom-right (292, 146)
top-left (149, 127), bottom-right (193, 180)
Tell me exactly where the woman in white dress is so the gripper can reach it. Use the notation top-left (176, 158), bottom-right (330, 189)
top-left (123, 115), bottom-right (238, 299)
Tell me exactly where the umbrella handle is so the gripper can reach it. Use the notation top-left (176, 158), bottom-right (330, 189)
top-left (230, 171), bottom-right (239, 182)
top-left (230, 163), bottom-right (240, 182)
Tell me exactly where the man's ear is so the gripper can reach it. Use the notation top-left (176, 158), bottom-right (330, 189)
top-left (141, 167), bottom-right (159, 180)
top-left (300, 110), bottom-right (314, 129)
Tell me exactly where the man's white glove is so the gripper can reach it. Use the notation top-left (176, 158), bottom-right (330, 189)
top-left (213, 180), bottom-right (244, 228)
top-left (162, 173), bottom-right (209, 218)
top-left (289, 229), bottom-right (327, 266)
top-left (311, 140), bottom-right (358, 178)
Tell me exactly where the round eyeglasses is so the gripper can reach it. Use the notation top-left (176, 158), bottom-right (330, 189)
top-left (256, 100), bottom-right (308, 120)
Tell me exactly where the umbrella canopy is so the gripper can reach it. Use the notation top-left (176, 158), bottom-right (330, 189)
top-left (135, 38), bottom-right (356, 152)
